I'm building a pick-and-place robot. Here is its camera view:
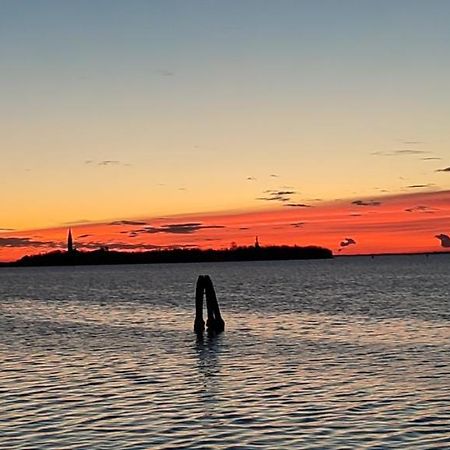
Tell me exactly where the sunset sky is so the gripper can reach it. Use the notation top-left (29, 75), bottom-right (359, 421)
top-left (1, 0), bottom-right (449, 261)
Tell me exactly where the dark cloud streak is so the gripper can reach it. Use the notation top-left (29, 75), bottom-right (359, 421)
top-left (405, 205), bottom-right (436, 213)
top-left (79, 241), bottom-right (161, 251)
top-left (435, 234), bottom-right (450, 248)
top-left (352, 200), bottom-right (381, 207)
top-left (0, 237), bottom-right (61, 249)
top-left (406, 184), bottom-right (434, 189)
top-left (110, 220), bottom-right (148, 226)
top-left (284, 203), bottom-right (312, 208)
top-left (129, 222), bottom-right (225, 236)
top-left (257, 189), bottom-right (297, 203)
top-left (340, 237), bottom-right (356, 247)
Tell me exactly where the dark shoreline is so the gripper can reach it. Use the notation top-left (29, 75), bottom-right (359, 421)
top-left (0, 245), bottom-right (333, 268)
top-left (1, 248), bottom-right (448, 268)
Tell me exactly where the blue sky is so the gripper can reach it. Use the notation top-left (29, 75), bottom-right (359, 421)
top-left (1, 0), bottom-right (449, 230)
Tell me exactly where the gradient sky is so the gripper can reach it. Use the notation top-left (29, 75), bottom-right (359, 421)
top-left (1, 1), bottom-right (449, 260)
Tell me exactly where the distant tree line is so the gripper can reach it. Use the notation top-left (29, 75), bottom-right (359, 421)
top-left (7, 244), bottom-right (333, 267)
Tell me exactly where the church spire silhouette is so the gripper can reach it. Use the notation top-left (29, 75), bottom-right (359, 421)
top-left (67, 228), bottom-right (74, 253)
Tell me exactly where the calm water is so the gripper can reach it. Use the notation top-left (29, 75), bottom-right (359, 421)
top-left (1, 255), bottom-right (449, 449)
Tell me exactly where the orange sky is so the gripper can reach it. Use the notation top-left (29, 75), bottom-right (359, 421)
top-left (1, 190), bottom-right (449, 262)
top-left (2, 3), bottom-right (450, 256)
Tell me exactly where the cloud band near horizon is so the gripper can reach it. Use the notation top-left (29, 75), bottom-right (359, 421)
top-left (1, 190), bottom-right (449, 262)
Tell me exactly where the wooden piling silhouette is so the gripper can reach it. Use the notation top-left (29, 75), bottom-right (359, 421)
top-left (194, 276), bottom-right (206, 334)
top-left (194, 275), bottom-right (225, 335)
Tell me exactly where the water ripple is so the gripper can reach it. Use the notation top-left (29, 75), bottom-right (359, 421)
top-left (1, 257), bottom-right (449, 448)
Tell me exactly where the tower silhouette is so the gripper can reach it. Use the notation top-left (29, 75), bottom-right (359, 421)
top-left (255, 236), bottom-right (260, 249)
top-left (67, 229), bottom-right (74, 253)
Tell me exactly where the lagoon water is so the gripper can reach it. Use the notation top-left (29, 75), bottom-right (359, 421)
top-left (1, 255), bottom-right (449, 449)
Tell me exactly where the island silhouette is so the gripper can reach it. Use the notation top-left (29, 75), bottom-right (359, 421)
top-left (2, 230), bottom-right (333, 267)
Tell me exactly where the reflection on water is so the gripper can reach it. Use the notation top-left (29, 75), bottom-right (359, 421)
top-left (195, 334), bottom-right (223, 413)
top-left (1, 256), bottom-right (449, 449)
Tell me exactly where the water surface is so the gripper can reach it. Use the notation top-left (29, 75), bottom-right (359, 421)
top-left (1, 256), bottom-right (449, 449)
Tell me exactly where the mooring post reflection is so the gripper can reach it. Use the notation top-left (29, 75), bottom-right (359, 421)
top-left (194, 332), bottom-right (223, 406)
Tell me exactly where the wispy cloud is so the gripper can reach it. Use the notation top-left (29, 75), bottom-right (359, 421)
top-left (371, 149), bottom-right (430, 156)
top-left (128, 222), bottom-right (225, 236)
top-left (404, 205), bottom-right (436, 213)
top-left (284, 203), bottom-right (312, 208)
top-left (78, 241), bottom-right (162, 251)
top-left (257, 190), bottom-right (296, 202)
top-left (395, 149), bottom-right (429, 155)
top-left (266, 190), bottom-right (296, 195)
top-left (123, 231), bottom-right (139, 238)
top-left (98, 160), bottom-right (122, 166)
top-left (109, 220), bottom-right (148, 226)
top-left (436, 167), bottom-right (450, 172)
top-left (0, 237), bottom-right (61, 248)
top-left (406, 184), bottom-right (434, 189)
top-left (352, 200), bottom-right (381, 207)
top-left (0, 228), bottom-right (15, 232)
top-left (291, 222), bottom-right (305, 228)
top-left (85, 160), bottom-right (130, 167)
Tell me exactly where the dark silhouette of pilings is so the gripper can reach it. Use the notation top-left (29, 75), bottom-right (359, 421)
top-left (194, 275), bottom-right (225, 336)
top-left (194, 276), bottom-right (206, 334)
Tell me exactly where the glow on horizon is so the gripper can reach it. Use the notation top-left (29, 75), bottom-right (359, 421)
top-left (1, 190), bottom-right (449, 262)
top-left (1, 1), bottom-right (449, 246)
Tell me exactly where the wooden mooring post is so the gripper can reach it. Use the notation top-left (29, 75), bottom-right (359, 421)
top-left (194, 275), bottom-right (225, 335)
